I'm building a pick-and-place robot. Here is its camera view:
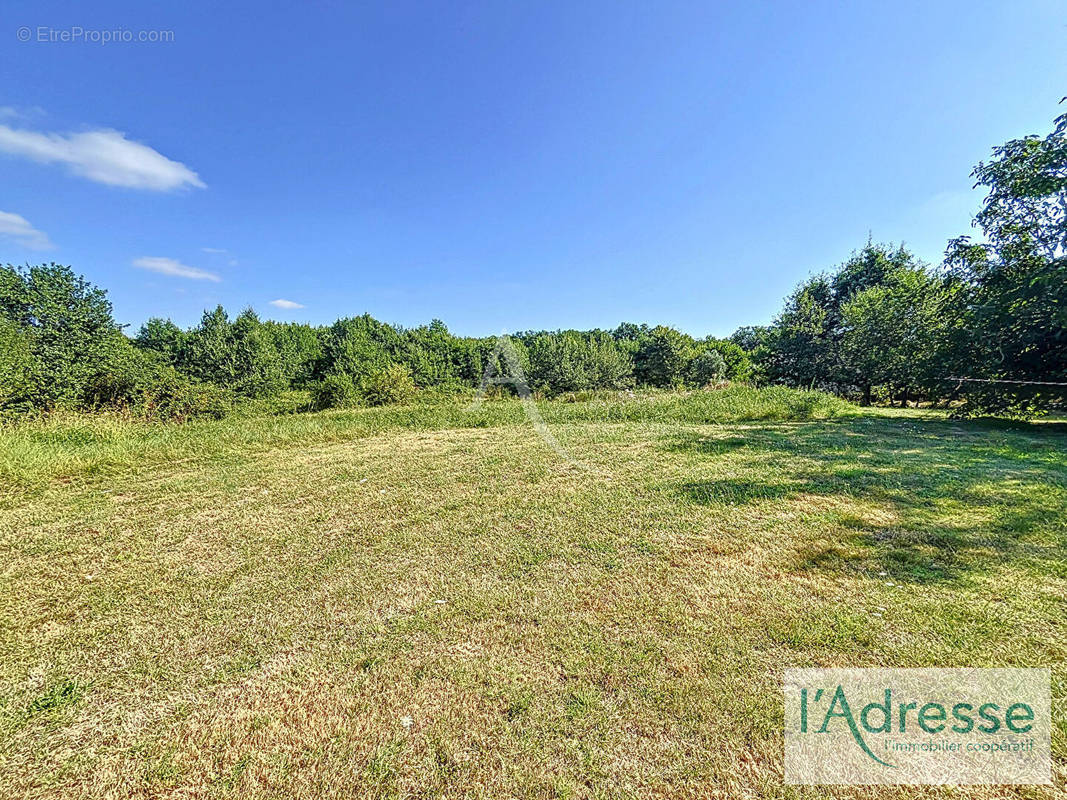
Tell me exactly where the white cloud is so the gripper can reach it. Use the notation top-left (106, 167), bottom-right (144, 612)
top-left (269, 298), bottom-right (305, 309)
top-left (0, 106), bottom-right (45, 121)
top-left (0, 125), bottom-right (205, 191)
top-left (0, 210), bottom-right (53, 249)
top-left (202, 247), bottom-right (238, 266)
top-left (133, 256), bottom-right (220, 282)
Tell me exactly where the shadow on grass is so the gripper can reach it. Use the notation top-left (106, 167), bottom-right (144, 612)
top-left (665, 417), bottom-right (1067, 587)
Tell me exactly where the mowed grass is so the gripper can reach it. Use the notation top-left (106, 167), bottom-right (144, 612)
top-left (0, 388), bottom-right (1064, 798)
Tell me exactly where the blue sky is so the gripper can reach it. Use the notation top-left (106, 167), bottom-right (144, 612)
top-left (2, 1), bottom-right (1064, 337)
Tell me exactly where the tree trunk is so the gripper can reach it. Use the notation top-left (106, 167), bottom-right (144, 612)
top-left (900, 386), bottom-right (909, 408)
top-left (863, 384), bottom-right (872, 406)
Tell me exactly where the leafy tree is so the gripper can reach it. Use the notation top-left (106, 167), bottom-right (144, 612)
top-left (402, 318), bottom-right (470, 388)
top-left (688, 349), bottom-right (726, 386)
top-left (263, 321), bottom-right (323, 388)
top-left (181, 306), bottom-right (238, 387)
top-left (635, 326), bottom-right (694, 387)
top-left (135, 318), bottom-right (186, 366)
top-left (944, 107), bottom-right (1067, 415)
top-left (231, 309), bottom-right (285, 397)
top-left (841, 269), bottom-right (954, 405)
top-left (762, 243), bottom-right (924, 394)
top-left (701, 338), bottom-right (752, 382)
top-left (729, 325), bottom-right (769, 352)
top-left (525, 330), bottom-right (632, 394)
top-left (473, 335), bottom-right (530, 394)
top-left (0, 263), bottom-right (122, 407)
top-left (612, 322), bottom-right (650, 342)
top-left (321, 314), bottom-right (403, 381)
top-left (765, 275), bottom-right (835, 389)
top-left (527, 332), bottom-right (592, 394)
top-left (611, 322), bottom-right (651, 364)
top-left (585, 331), bottom-right (634, 389)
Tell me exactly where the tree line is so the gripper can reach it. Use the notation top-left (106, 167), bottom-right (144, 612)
top-left (0, 270), bottom-right (753, 420)
top-left (744, 106), bottom-right (1066, 416)
top-left (1, 108), bottom-right (1063, 420)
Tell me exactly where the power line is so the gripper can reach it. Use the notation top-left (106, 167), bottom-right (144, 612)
top-left (943, 377), bottom-right (1067, 386)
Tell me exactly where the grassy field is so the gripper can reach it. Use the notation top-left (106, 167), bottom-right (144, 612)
top-left (0, 388), bottom-right (1063, 798)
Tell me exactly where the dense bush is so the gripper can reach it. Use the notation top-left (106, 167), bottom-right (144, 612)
top-left (81, 336), bottom-right (158, 410)
top-left (524, 331), bottom-right (632, 395)
top-left (702, 339), bottom-right (752, 382)
top-left (81, 340), bottom-right (234, 421)
top-left (688, 349), bottom-right (726, 386)
top-left (311, 373), bottom-right (360, 410)
top-left (136, 369), bottom-right (234, 421)
top-left (635, 326), bottom-right (694, 388)
top-left (359, 363), bottom-right (416, 406)
top-left (0, 318), bottom-right (36, 417)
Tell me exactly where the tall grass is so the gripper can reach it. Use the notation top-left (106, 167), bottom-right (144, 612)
top-left (0, 386), bottom-right (854, 493)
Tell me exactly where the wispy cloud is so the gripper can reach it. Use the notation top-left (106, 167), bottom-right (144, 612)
top-left (133, 256), bottom-right (220, 282)
top-left (0, 106), bottom-right (46, 121)
top-left (0, 125), bottom-right (205, 191)
top-left (202, 246), bottom-right (238, 266)
top-left (0, 210), bottom-right (54, 250)
top-left (269, 298), bottom-right (305, 309)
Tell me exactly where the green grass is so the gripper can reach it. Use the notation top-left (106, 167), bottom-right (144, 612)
top-left (0, 385), bottom-right (852, 496)
top-left (0, 387), bottom-right (1063, 798)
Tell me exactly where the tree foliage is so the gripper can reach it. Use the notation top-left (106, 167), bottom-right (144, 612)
top-left (840, 269), bottom-right (955, 405)
top-left (0, 263), bottom-right (122, 407)
top-left (0, 318), bottom-right (36, 416)
top-left (635, 326), bottom-right (694, 387)
top-left (942, 107), bottom-right (1067, 415)
top-left (359, 363), bottom-right (416, 406)
top-left (524, 330), bottom-right (632, 395)
top-left (688, 349), bottom-right (726, 386)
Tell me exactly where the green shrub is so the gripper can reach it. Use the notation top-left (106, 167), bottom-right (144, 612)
top-left (688, 349), bottom-right (727, 386)
top-left (84, 347), bottom-right (233, 422)
top-left (359, 364), bottom-right (416, 407)
top-left (136, 370), bottom-right (234, 422)
top-left (702, 338), bottom-right (753, 381)
top-left (635, 326), bottom-right (695, 387)
top-left (311, 373), bottom-right (359, 410)
top-left (525, 331), bottom-right (633, 395)
top-left (82, 336), bottom-right (155, 410)
top-left (235, 390), bottom-right (313, 417)
top-left (0, 319), bottom-right (37, 418)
